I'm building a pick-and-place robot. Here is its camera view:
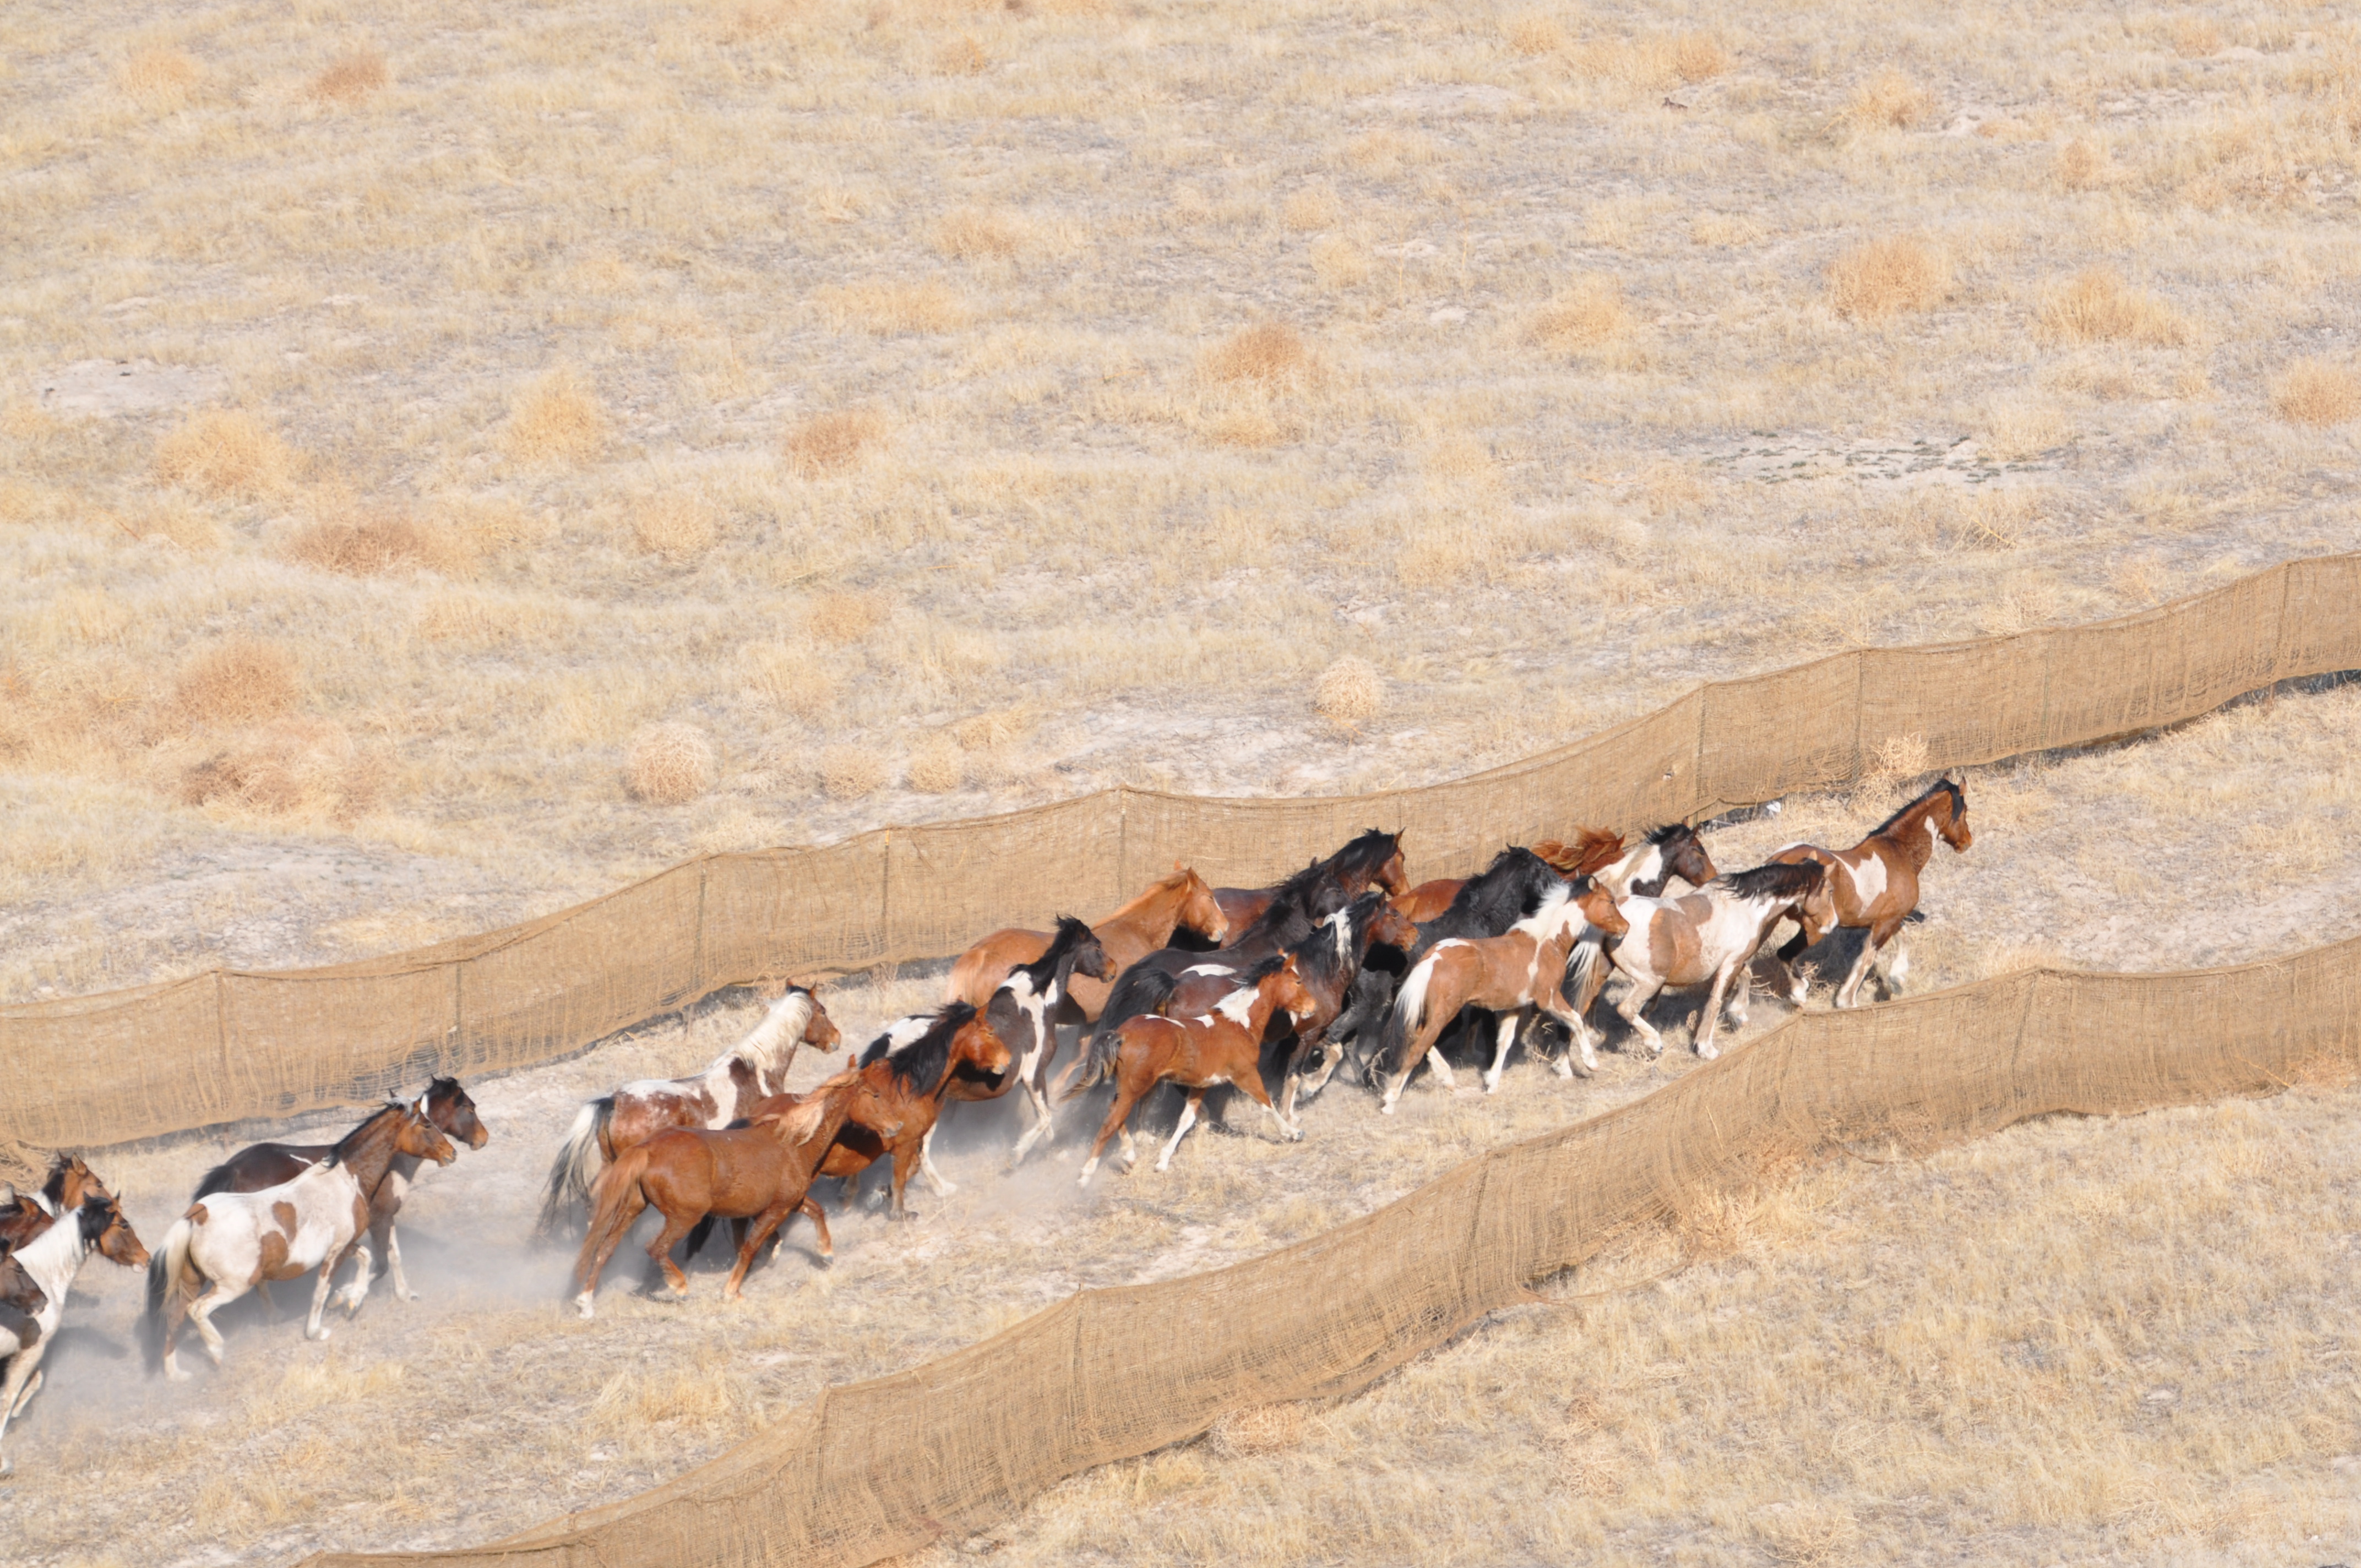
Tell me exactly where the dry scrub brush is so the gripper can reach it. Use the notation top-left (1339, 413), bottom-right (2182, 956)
top-left (173, 639), bottom-right (299, 730)
top-left (625, 722), bottom-right (717, 805)
top-left (154, 411), bottom-right (295, 499)
top-left (287, 513), bottom-right (474, 577)
top-left (1827, 237), bottom-right (1947, 320)
top-left (2272, 358), bottom-right (2361, 427)
top-left (502, 371), bottom-right (607, 466)
top-left (2037, 269), bottom-right (2193, 347)
top-left (309, 50), bottom-right (388, 104)
top-left (785, 410), bottom-right (887, 478)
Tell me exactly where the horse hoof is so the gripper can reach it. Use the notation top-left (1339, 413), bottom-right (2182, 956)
top-left (307, 1327), bottom-right (331, 1342)
top-left (573, 1294), bottom-right (596, 1320)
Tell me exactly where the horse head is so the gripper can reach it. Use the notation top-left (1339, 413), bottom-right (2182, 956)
top-left (841, 1072), bottom-right (906, 1144)
top-left (422, 1076), bottom-right (490, 1150)
top-left (801, 989), bottom-right (844, 1053)
top-left (1367, 899), bottom-right (1420, 953)
top-left (952, 1012), bottom-right (1013, 1079)
top-left (1663, 825), bottom-right (1720, 889)
top-left (1936, 779), bottom-right (1973, 852)
top-left (1174, 864), bottom-right (1230, 945)
top-left (396, 1104), bottom-right (459, 1167)
top-left (1791, 862), bottom-right (1837, 946)
top-left (1073, 927), bottom-right (1117, 984)
top-left (1268, 954), bottom-right (1319, 1024)
top-left (1574, 882), bottom-right (1628, 938)
top-left (84, 1191), bottom-right (149, 1270)
top-left (1366, 832), bottom-right (1410, 899)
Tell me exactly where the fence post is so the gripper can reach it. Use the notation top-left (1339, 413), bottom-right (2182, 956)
top-left (693, 856), bottom-right (710, 993)
top-left (1116, 785), bottom-right (1129, 897)
top-left (1850, 647), bottom-right (1868, 785)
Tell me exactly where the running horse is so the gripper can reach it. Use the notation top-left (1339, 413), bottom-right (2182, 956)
top-left (0, 1190), bottom-right (145, 1469)
top-left (1069, 954), bottom-right (1322, 1184)
top-left (1592, 823), bottom-right (1721, 898)
top-left (816, 1005), bottom-right (1013, 1220)
top-left (0, 1156), bottom-right (114, 1249)
top-left (1575, 861), bottom-right (1835, 1060)
top-left (1387, 829), bottom-right (1625, 923)
top-left (536, 983), bottom-right (840, 1238)
top-left (1769, 779), bottom-right (1972, 1008)
top-left (192, 1076), bottom-right (488, 1304)
top-left (569, 1069), bottom-right (902, 1319)
top-left (1370, 880), bottom-right (1628, 1112)
top-left (944, 916), bottom-right (1115, 1166)
top-left (944, 865), bottom-right (1227, 1022)
top-left (1207, 828), bottom-right (1409, 936)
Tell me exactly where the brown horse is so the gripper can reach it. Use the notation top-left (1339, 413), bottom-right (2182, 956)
top-left (569, 1071), bottom-right (902, 1318)
top-left (1770, 779), bottom-right (1972, 1007)
top-left (0, 1157), bottom-right (113, 1250)
top-left (1210, 828), bottom-right (1410, 936)
top-left (190, 1076), bottom-right (488, 1304)
top-left (1372, 881), bottom-right (1629, 1112)
top-left (1386, 829), bottom-right (1624, 922)
top-left (1069, 954), bottom-right (1320, 1183)
top-left (816, 1005), bottom-right (1012, 1219)
top-left (945, 865), bottom-right (1226, 1021)
top-left (537, 983), bottom-right (840, 1238)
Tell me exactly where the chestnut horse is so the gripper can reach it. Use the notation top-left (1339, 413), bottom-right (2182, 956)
top-left (1069, 954), bottom-right (1321, 1183)
top-left (0, 1156), bottom-right (113, 1250)
top-left (0, 1191), bottom-right (146, 1468)
top-left (570, 1070), bottom-right (901, 1317)
top-left (1577, 862), bottom-right (1835, 1060)
top-left (1770, 779), bottom-right (1972, 1007)
top-left (1388, 829), bottom-right (1624, 923)
top-left (1209, 827), bottom-right (1410, 936)
top-left (148, 1104), bottom-right (454, 1379)
top-left (1372, 881), bottom-right (1628, 1112)
top-left (818, 1005), bottom-right (1012, 1220)
top-left (536, 983), bottom-right (839, 1239)
top-left (944, 865), bottom-right (1227, 1021)
top-left (192, 1076), bottom-right (488, 1305)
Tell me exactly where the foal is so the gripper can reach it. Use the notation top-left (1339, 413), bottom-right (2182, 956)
top-left (1372, 881), bottom-right (1628, 1113)
top-left (1581, 862), bottom-right (1835, 1060)
top-left (537, 983), bottom-right (840, 1238)
top-left (1770, 778), bottom-right (1973, 1007)
top-left (570, 1070), bottom-right (901, 1318)
top-left (0, 1191), bottom-right (146, 1467)
top-left (944, 867), bottom-right (1227, 1021)
top-left (193, 1076), bottom-right (489, 1304)
top-left (148, 1103), bottom-right (454, 1379)
top-left (1070, 954), bottom-right (1320, 1184)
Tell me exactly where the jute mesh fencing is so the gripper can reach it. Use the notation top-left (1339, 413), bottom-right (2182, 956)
top-left (0, 554), bottom-right (2353, 1567)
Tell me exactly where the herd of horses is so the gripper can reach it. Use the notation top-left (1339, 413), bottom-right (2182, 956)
top-left (0, 780), bottom-right (1971, 1456)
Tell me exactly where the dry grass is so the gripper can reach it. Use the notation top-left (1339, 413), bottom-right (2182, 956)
top-left (629, 494), bottom-right (719, 558)
top-left (1848, 67), bottom-right (1937, 129)
top-left (179, 717), bottom-right (383, 821)
top-left (502, 371), bottom-right (607, 466)
top-left (808, 591), bottom-right (885, 645)
top-left (816, 280), bottom-right (967, 335)
top-left (173, 639), bottom-right (298, 729)
top-left (905, 734), bottom-right (966, 793)
top-left (784, 410), bottom-right (886, 478)
top-left (287, 513), bottom-right (472, 578)
top-left (1313, 656), bottom-right (1383, 728)
top-left (2271, 358), bottom-right (2361, 427)
top-left (819, 744), bottom-right (888, 800)
top-left (2037, 268), bottom-right (2194, 346)
top-left (1827, 236), bottom-right (1947, 320)
top-left (1201, 323), bottom-right (1311, 389)
top-left (117, 48), bottom-right (199, 113)
top-left (309, 50), bottom-right (388, 104)
top-left (153, 411), bottom-right (293, 499)
top-left (1530, 276), bottom-right (1635, 361)
top-left (624, 722), bottom-right (716, 805)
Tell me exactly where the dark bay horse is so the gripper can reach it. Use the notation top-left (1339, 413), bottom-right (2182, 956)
top-left (1771, 779), bottom-right (1972, 1006)
top-left (1207, 827), bottom-right (1408, 936)
top-left (193, 1076), bottom-right (487, 1303)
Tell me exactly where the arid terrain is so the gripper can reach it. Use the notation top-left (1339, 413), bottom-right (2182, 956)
top-left (4, 0), bottom-right (2360, 1562)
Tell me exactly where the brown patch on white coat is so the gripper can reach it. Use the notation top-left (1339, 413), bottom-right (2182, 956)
top-left (1579, 862), bottom-right (1835, 1061)
top-left (0, 1191), bottom-right (146, 1469)
top-left (1769, 780), bottom-right (1972, 1007)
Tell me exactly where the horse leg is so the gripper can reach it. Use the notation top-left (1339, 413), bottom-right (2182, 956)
top-left (918, 1125), bottom-right (958, 1197)
top-left (1154, 1091), bottom-right (1203, 1173)
top-left (1010, 1076), bottom-right (1057, 1166)
top-left (726, 1204), bottom-right (796, 1299)
top-left (1693, 962), bottom-right (1745, 1060)
top-left (573, 1186), bottom-right (646, 1319)
top-left (887, 1139), bottom-right (921, 1221)
top-left (1482, 1010), bottom-right (1521, 1094)
top-left (797, 1197), bottom-right (834, 1265)
top-left (335, 1235), bottom-right (373, 1313)
top-left (0, 1340), bottom-right (46, 1449)
top-left (1726, 963), bottom-right (1752, 1027)
top-left (1423, 1046), bottom-right (1459, 1090)
top-left (1078, 1085), bottom-right (1144, 1186)
top-left (1836, 918), bottom-right (1900, 1008)
top-left (382, 1215), bottom-right (416, 1302)
top-left (306, 1243), bottom-right (355, 1340)
top-left (643, 1205), bottom-right (701, 1297)
top-left (1615, 976), bottom-right (1667, 1058)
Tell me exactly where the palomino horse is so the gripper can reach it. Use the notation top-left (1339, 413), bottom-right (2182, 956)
top-left (1771, 779), bottom-right (1973, 1008)
top-left (0, 1156), bottom-right (114, 1249)
top-left (0, 1191), bottom-right (146, 1468)
top-left (941, 917), bottom-right (1114, 1166)
top-left (193, 1076), bottom-right (488, 1304)
top-left (536, 983), bottom-right (839, 1238)
top-left (1072, 830), bottom-right (1407, 1093)
top-left (1592, 823), bottom-right (1721, 898)
top-left (1579, 862), bottom-right (1835, 1060)
top-left (943, 865), bottom-right (1227, 1022)
top-left (570, 1070), bottom-right (902, 1318)
top-left (817, 1005), bottom-right (1012, 1219)
top-left (147, 1104), bottom-right (455, 1380)
top-left (1208, 828), bottom-right (1410, 936)
top-left (1387, 829), bottom-right (1625, 923)
top-left (1373, 881), bottom-right (1628, 1112)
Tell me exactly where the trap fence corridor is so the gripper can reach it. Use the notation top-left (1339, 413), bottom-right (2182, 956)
top-left (1, 552), bottom-right (2357, 1567)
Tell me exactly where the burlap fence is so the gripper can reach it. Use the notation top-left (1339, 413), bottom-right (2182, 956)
top-left (2, 553), bottom-right (2354, 1568)
top-left (3, 553), bottom-right (2357, 1153)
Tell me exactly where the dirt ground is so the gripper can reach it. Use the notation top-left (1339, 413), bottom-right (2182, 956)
top-left (4, 674), bottom-right (2357, 1566)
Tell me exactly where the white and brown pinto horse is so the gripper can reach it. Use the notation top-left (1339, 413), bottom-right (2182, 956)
top-left (944, 865), bottom-right (1227, 1022)
top-left (1579, 862), bottom-right (1835, 1060)
top-left (0, 1190), bottom-right (146, 1470)
top-left (1372, 880), bottom-right (1627, 1112)
top-left (1770, 778), bottom-right (1972, 1007)
top-left (148, 1104), bottom-right (454, 1380)
top-left (536, 983), bottom-right (839, 1238)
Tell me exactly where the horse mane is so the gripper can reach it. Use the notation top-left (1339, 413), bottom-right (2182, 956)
top-left (1506, 878), bottom-right (1576, 936)
top-left (1714, 861), bottom-right (1824, 901)
top-left (1232, 951), bottom-right (1291, 988)
top-left (754, 1091), bottom-right (836, 1148)
top-left (1427, 847), bottom-right (1561, 935)
top-left (1323, 827), bottom-right (1400, 881)
top-left (37, 1155), bottom-right (76, 1208)
top-left (1531, 827), bottom-right (1622, 875)
top-left (322, 1102), bottom-right (408, 1170)
top-left (1027, 915), bottom-right (1097, 977)
top-left (1872, 778), bottom-right (1964, 836)
top-left (1289, 891), bottom-right (1383, 986)
top-left (725, 986), bottom-right (815, 1072)
top-left (858, 1003), bottom-right (975, 1096)
top-left (1644, 823), bottom-right (1693, 847)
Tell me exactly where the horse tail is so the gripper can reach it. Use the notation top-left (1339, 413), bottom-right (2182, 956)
top-left (1562, 933), bottom-right (1605, 1018)
top-left (574, 1145), bottom-right (652, 1293)
top-left (1377, 951), bottom-right (1439, 1077)
top-left (1068, 965), bottom-right (1180, 1095)
top-left (535, 1098), bottom-right (611, 1241)
top-left (142, 1217), bottom-right (194, 1373)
